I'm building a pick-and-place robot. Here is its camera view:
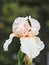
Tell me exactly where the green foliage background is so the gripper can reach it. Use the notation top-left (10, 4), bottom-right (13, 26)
top-left (0, 0), bottom-right (49, 65)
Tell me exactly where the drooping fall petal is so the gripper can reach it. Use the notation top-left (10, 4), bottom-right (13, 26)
top-left (3, 33), bottom-right (15, 51)
top-left (20, 37), bottom-right (44, 59)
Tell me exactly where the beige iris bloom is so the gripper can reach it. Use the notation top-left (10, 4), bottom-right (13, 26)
top-left (3, 16), bottom-right (44, 59)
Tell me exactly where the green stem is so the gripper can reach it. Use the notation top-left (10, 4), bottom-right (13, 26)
top-left (18, 49), bottom-right (25, 65)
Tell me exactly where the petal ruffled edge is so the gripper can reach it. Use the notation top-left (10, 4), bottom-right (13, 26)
top-left (35, 37), bottom-right (45, 51)
top-left (12, 16), bottom-right (28, 32)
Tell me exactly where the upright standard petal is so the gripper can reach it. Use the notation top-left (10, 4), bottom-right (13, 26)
top-left (3, 33), bottom-right (15, 51)
top-left (12, 16), bottom-right (28, 32)
top-left (29, 16), bottom-right (40, 35)
top-left (12, 16), bottom-right (31, 37)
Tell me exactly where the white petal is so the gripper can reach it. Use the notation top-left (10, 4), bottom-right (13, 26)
top-left (12, 16), bottom-right (31, 37)
top-left (3, 33), bottom-right (15, 51)
top-left (12, 16), bottom-right (28, 32)
top-left (20, 37), bottom-right (42, 59)
top-left (29, 16), bottom-right (40, 35)
top-left (35, 37), bottom-right (45, 51)
top-left (31, 28), bottom-right (39, 35)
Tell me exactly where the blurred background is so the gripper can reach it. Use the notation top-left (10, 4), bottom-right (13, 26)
top-left (0, 0), bottom-right (49, 65)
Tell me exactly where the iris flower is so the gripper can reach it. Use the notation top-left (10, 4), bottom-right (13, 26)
top-left (3, 16), bottom-right (45, 65)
